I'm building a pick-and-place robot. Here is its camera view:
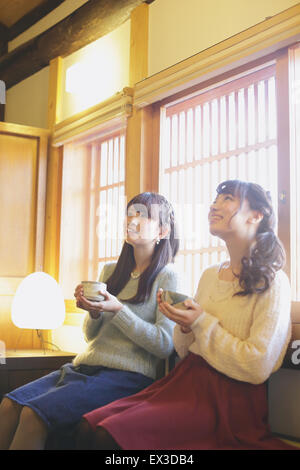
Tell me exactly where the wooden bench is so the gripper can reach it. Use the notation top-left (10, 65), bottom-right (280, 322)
top-left (279, 303), bottom-right (300, 370)
top-left (268, 302), bottom-right (300, 442)
top-left (46, 304), bottom-right (300, 449)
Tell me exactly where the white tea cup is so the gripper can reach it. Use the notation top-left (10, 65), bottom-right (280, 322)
top-left (82, 281), bottom-right (107, 301)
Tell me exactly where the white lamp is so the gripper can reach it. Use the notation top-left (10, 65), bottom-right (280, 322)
top-left (11, 272), bottom-right (65, 349)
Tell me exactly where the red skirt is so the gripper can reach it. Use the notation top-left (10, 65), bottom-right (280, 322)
top-left (83, 353), bottom-right (298, 450)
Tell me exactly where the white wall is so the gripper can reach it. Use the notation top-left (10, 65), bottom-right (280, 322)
top-left (5, 67), bottom-right (49, 128)
top-left (148, 0), bottom-right (300, 76)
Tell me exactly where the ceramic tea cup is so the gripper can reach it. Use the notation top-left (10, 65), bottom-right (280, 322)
top-left (81, 281), bottom-right (107, 302)
top-left (161, 290), bottom-right (192, 310)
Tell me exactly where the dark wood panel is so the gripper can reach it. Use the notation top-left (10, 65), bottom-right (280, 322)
top-left (2, 355), bottom-right (74, 370)
top-left (0, 350), bottom-right (75, 400)
top-left (0, 0), bottom-right (46, 28)
top-left (7, 368), bottom-right (58, 391)
top-left (282, 341), bottom-right (300, 370)
top-left (8, 0), bottom-right (66, 41)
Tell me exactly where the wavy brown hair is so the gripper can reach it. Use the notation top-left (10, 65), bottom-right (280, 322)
top-left (216, 180), bottom-right (286, 296)
top-left (105, 192), bottom-right (179, 304)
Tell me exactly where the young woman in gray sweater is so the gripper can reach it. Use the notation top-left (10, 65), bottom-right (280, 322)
top-left (0, 192), bottom-right (179, 450)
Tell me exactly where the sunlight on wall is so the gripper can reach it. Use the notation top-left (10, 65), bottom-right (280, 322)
top-left (61, 20), bottom-right (130, 121)
top-left (52, 322), bottom-right (87, 354)
top-left (148, 0), bottom-right (300, 76)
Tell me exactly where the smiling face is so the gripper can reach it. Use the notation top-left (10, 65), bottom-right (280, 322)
top-left (125, 204), bottom-right (161, 248)
top-left (208, 192), bottom-right (262, 242)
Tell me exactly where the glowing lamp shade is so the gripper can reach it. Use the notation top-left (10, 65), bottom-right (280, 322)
top-left (12, 272), bottom-right (65, 329)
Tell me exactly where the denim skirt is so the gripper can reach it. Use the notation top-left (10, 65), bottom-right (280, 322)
top-left (5, 363), bottom-right (153, 431)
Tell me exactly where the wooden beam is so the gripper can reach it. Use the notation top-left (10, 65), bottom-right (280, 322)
top-left (0, 22), bottom-right (8, 58)
top-left (0, 41), bottom-right (8, 57)
top-left (0, 0), bottom-right (147, 89)
top-left (0, 22), bottom-right (9, 42)
top-left (8, 0), bottom-right (66, 42)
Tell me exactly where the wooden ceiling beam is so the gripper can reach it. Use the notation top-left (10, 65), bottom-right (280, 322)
top-left (8, 0), bottom-right (66, 42)
top-left (0, 22), bottom-right (9, 41)
top-left (0, 0), bottom-right (149, 89)
top-left (0, 22), bottom-right (8, 58)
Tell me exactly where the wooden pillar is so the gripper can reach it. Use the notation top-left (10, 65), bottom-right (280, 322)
top-left (44, 57), bottom-right (63, 343)
top-left (44, 57), bottom-right (63, 283)
top-left (276, 51), bottom-right (291, 280)
top-left (47, 57), bottom-right (62, 127)
top-left (126, 3), bottom-right (160, 202)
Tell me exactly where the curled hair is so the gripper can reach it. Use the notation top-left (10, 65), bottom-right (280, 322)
top-left (105, 192), bottom-right (179, 304)
top-left (216, 180), bottom-right (286, 296)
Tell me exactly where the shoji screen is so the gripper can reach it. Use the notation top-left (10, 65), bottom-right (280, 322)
top-left (159, 65), bottom-right (278, 296)
top-left (97, 132), bottom-right (126, 279)
top-left (59, 131), bottom-right (125, 298)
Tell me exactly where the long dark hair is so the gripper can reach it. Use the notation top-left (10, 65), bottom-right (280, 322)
top-left (105, 192), bottom-right (179, 304)
top-left (216, 180), bottom-right (285, 296)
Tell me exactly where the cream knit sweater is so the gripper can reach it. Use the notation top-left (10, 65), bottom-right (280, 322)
top-left (173, 264), bottom-right (291, 384)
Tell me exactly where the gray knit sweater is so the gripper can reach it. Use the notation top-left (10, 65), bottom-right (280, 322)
top-left (73, 263), bottom-right (179, 379)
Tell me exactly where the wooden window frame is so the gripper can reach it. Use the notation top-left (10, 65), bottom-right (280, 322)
top-left (138, 47), bottom-right (300, 315)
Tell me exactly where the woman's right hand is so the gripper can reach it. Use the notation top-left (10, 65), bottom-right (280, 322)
top-left (74, 284), bottom-right (85, 310)
top-left (156, 288), bottom-right (200, 334)
top-left (157, 288), bottom-right (190, 333)
top-left (74, 284), bottom-right (101, 319)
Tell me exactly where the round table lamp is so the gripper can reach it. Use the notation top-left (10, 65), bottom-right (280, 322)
top-left (11, 272), bottom-right (65, 330)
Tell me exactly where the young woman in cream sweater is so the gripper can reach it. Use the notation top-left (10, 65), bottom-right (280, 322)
top-left (77, 180), bottom-right (297, 450)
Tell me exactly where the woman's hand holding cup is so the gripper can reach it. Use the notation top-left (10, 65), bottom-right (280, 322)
top-left (74, 281), bottom-right (123, 318)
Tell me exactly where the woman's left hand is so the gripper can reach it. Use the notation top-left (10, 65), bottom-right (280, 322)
top-left (78, 289), bottom-right (123, 315)
top-left (159, 299), bottom-right (203, 330)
